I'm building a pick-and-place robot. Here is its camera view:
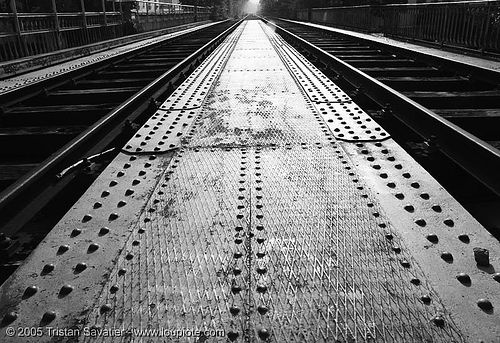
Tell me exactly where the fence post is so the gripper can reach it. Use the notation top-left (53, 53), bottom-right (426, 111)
top-left (51, 0), bottom-right (61, 50)
top-left (10, 0), bottom-right (26, 57)
top-left (80, 0), bottom-right (88, 44)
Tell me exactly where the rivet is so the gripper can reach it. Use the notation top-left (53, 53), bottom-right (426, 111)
top-left (82, 214), bottom-right (92, 222)
top-left (420, 193), bottom-right (430, 200)
top-left (443, 219), bottom-right (454, 227)
top-left (110, 285), bottom-right (119, 293)
top-left (231, 285), bottom-right (242, 294)
top-left (125, 189), bottom-right (134, 196)
top-left (75, 262), bottom-right (87, 273)
top-left (402, 173), bottom-right (411, 178)
top-left (132, 179), bottom-right (141, 185)
top-left (132, 240), bottom-right (140, 246)
top-left (123, 163), bottom-right (131, 169)
top-left (234, 238), bottom-right (243, 244)
top-left (441, 252), bottom-right (453, 262)
top-left (385, 234), bottom-right (393, 240)
top-left (256, 225), bottom-right (264, 231)
top-left (456, 273), bottom-right (471, 284)
top-left (109, 213), bottom-right (119, 221)
top-left (100, 304), bottom-right (112, 314)
top-left (387, 182), bottom-right (396, 188)
top-left (138, 228), bottom-right (145, 234)
top-left (70, 228), bottom-right (81, 237)
top-left (257, 267), bottom-right (267, 274)
top-left (88, 243), bottom-right (99, 253)
top-left (118, 268), bottom-right (127, 276)
top-left (473, 247), bottom-right (490, 266)
top-left (57, 245), bottom-right (70, 254)
top-left (229, 306), bottom-right (240, 316)
top-left (415, 219), bottom-right (426, 227)
top-left (109, 180), bottom-right (118, 187)
top-left (432, 315), bottom-right (444, 327)
top-left (93, 202), bottom-right (102, 209)
top-left (426, 234), bottom-right (438, 243)
top-left (258, 328), bottom-right (270, 340)
top-left (228, 331), bottom-right (239, 341)
top-left (99, 227), bottom-right (110, 236)
top-left (233, 267), bottom-right (242, 276)
top-left (421, 295), bottom-right (431, 304)
top-left (117, 201), bottom-right (127, 208)
top-left (400, 260), bottom-right (410, 268)
top-left (1, 312), bottom-right (17, 325)
top-left (59, 285), bottom-right (73, 296)
top-left (477, 299), bottom-right (493, 311)
top-left (431, 205), bottom-right (442, 212)
top-left (395, 193), bottom-right (404, 200)
top-left (458, 234), bottom-right (470, 243)
top-left (101, 190), bottom-right (110, 197)
top-left (117, 171), bottom-right (124, 177)
top-left (410, 278), bottom-right (421, 285)
top-left (126, 253), bottom-right (134, 260)
top-left (256, 284), bottom-right (267, 293)
top-left (404, 205), bottom-right (414, 213)
top-left (257, 305), bottom-right (269, 315)
top-left (41, 311), bottom-right (56, 324)
top-left (392, 247), bottom-right (401, 254)
top-left (42, 263), bottom-right (55, 274)
top-left (233, 252), bottom-right (243, 259)
top-left (257, 238), bottom-right (265, 244)
top-left (23, 285), bottom-right (38, 298)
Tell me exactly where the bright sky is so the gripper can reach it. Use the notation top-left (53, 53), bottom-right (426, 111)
top-left (244, 0), bottom-right (259, 13)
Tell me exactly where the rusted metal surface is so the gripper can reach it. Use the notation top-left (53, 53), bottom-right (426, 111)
top-left (0, 19), bottom-right (499, 342)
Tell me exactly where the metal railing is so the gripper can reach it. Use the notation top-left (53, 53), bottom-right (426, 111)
top-left (297, 1), bottom-right (500, 55)
top-left (133, 0), bottom-right (211, 32)
top-left (0, 0), bottom-right (212, 62)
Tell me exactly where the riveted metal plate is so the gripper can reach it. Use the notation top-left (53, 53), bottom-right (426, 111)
top-left (316, 102), bottom-right (389, 141)
top-left (80, 146), bottom-right (463, 343)
top-left (1, 19), bottom-right (492, 343)
top-left (123, 23), bottom-right (244, 154)
top-left (184, 70), bottom-right (330, 148)
top-left (247, 145), bottom-right (463, 342)
top-left (158, 30), bottom-right (240, 112)
top-left (261, 22), bottom-right (389, 142)
top-left (341, 139), bottom-right (500, 341)
top-left (263, 23), bottom-right (350, 104)
top-left (0, 153), bottom-right (171, 342)
top-left (83, 148), bottom-right (249, 341)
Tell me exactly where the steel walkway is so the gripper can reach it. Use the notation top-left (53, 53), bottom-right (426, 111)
top-left (1, 20), bottom-right (499, 343)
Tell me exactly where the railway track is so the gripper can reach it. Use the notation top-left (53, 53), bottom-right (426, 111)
top-left (0, 19), bottom-right (240, 284)
top-left (263, 17), bottom-right (500, 237)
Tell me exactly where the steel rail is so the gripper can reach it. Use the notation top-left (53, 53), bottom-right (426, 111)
top-left (262, 17), bottom-right (500, 196)
top-left (0, 18), bottom-right (243, 233)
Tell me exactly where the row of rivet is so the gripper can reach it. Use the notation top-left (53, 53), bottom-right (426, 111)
top-left (1, 154), bottom-right (157, 327)
top-left (336, 147), bottom-right (457, 328)
top-left (358, 141), bottom-right (497, 313)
